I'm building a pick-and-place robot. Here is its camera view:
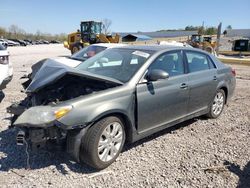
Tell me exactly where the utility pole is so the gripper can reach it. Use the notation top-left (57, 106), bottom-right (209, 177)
top-left (216, 22), bottom-right (222, 55)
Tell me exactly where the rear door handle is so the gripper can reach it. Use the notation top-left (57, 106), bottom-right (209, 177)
top-left (213, 76), bottom-right (217, 81)
top-left (180, 83), bottom-right (188, 89)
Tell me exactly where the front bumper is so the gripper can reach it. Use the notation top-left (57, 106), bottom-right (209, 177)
top-left (16, 124), bottom-right (87, 162)
top-left (0, 75), bottom-right (12, 90)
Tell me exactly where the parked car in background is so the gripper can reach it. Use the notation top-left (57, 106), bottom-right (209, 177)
top-left (41, 40), bottom-right (50, 44)
top-left (6, 39), bottom-right (20, 46)
top-left (9, 45), bottom-right (236, 169)
top-left (0, 44), bottom-right (13, 92)
top-left (9, 39), bottom-right (27, 46)
top-left (54, 43), bottom-right (127, 67)
top-left (24, 39), bottom-right (33, 45)
top-left (50, 40), bottom-right (60, 44)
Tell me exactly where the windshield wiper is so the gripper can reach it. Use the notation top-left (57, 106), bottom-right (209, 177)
top-left (69, 56), bottom-right (88, 61)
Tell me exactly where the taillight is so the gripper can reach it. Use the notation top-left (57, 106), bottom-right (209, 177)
top-left (0, 56), bottom-right (9, 65)
top-left (231, 69), bottom-right (236, 77)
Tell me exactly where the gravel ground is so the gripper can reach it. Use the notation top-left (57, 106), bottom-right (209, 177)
top-left (0, 44), bottom-right (249, 188)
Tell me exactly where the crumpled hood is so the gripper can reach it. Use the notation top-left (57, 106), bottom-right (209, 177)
top-left (26, 59), bottom-right (123, 93)
top-left (53, 57), bottom-right (82, 67)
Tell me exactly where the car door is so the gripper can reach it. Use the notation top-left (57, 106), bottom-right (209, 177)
top-left (136, 50), bottom-right (189, 133)
top-left (184, 50), bottom-right (218, 114)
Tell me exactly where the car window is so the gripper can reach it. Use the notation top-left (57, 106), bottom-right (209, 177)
top-left (148, 51), bottom-right (184, 77)
top-left (186, 52), bottom-right (210, 72)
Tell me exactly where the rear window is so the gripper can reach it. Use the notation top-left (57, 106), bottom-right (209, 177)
top-left (186, 52), bottom-right (210, 73)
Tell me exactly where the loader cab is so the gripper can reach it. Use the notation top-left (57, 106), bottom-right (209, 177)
top-left (191, 34), bottom-right (204, 43)
top-left (80, 21), bottom-right (102, 44)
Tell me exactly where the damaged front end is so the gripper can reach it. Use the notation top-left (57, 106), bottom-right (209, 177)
top-left (8, 59), bottom-right (122, 160)
top-left (13, 105), bottom-right (71, 151)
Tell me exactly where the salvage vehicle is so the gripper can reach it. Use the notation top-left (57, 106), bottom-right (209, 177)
top-left (8, 45), bottom-right (236, 169)
top-left (0, 44), bottom-right (13, 91)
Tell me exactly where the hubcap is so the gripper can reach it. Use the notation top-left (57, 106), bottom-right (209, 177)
top-left (212, 92), bottom-right (224, 116)
top-left (98, 122), bottom-right (123, 162)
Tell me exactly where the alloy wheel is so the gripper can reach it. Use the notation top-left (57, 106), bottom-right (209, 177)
top-left (98, 122), bottom-right (124, 162)
top-left (212, 91), bottom-right (224, 116)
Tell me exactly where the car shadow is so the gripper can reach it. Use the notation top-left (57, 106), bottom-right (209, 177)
top-left (224, 160), bottom-right (250, 188)
top-left (123, 118), bottom-right (196, 152)
top-left (0, 118), bottom-right (198, 174)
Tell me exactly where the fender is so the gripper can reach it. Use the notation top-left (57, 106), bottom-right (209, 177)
top-left (66, 127), bottom-right (89, 162)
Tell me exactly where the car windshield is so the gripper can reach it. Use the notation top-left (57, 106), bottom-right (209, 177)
top-left (71, 45), bottom-right (107, 61)
top-left (76, 48), bottom-right (153, 83)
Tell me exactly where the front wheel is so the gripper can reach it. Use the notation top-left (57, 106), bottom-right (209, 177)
top-left (206, 89), bottom-right (226, 118)
top-left (80, 116), bottom-right (125, 169)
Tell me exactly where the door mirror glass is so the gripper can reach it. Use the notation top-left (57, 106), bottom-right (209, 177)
top-left (147, 69), bottom-right (169, 82)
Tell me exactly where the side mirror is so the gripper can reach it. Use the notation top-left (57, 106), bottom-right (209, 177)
top-left (147, 69), bottom-right (169, 82)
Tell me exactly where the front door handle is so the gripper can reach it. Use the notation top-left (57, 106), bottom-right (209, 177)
top-left (180, 83), bottom-right (188, 89)
top-left (213, 76), bottom-right (217, 81)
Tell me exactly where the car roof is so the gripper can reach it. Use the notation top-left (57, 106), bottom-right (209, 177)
top-left (113, 44), bottom-right (210, 54)
top-left (92, 43), bottom-right (127, 48)
top-left (113, 45), bottom-right (187, 51)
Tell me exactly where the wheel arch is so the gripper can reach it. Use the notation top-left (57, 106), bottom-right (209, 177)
top-left (219, 86), bottom-right (228, 104)
top-left (90, 111), bottom-right (134, 143)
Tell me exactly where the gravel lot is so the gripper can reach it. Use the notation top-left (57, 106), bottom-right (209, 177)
top-left (0, 44), bottom-right (249, 188)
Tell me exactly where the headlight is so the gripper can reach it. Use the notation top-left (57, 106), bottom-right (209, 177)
top-left (0, 56), bottom-right (9, 65)
top-left (13, 105), bottom-right (73, 126)
top-left (54, 106), bottom-right (73, 119)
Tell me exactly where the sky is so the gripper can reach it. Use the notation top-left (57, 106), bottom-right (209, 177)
top-left (0, 0), bottom-right (250, 34)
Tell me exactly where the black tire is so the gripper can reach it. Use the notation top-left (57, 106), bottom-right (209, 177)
top-left (80, 116), bottom-right (125, 169)
top-left (206, 89), bottom-right (226, 118)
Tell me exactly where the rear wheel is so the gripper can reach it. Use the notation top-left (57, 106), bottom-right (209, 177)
top-left (80, 116), bottom-right (125, 169)
top-left (206, 89), bottom-right (225, 118)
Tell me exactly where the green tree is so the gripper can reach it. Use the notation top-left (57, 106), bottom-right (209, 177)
top-left (205, 27), bottom-right (217, 35)
top-left (185, 25), bottom-right (200, 31)
top-left (0, 27), bottom-right (7, 38)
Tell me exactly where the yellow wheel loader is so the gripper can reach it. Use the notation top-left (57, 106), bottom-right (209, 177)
top-left (188, 34), bottom-right (217, 54)
top-left (64, 21), bottom-right (120, 54)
